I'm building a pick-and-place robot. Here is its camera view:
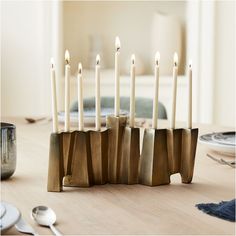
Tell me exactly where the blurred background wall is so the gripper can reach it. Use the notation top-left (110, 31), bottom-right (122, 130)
top-left (1, 0), bottom-right (235, 127)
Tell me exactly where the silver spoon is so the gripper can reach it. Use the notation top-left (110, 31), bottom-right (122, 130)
top-left (31, 206), bottom-right (62, 236)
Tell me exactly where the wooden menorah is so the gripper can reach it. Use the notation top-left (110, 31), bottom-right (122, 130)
top-left (47, 115), bottom-right (198, 192)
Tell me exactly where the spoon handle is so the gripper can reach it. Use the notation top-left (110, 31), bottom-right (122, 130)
top-left (50, 224), bottom-right (63, 236)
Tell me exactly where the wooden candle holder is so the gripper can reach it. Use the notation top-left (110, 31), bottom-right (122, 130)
top-left (139, 129), bottom-right (170, 186)
top-left (166, 129), bottom-right (183, 175)
top-left (180, 128), bottom-right (198, 183)
top-left (47, 133), bottom-right (64, 192)
top-left (47, 123), bottom-right (198, 191)
top-left (90, 129), bottom-right (109, 185)
top-left (106, 115), bottom-right (127, 183)
top-left (63, 130), bottom-right (93, 187)
top-left (139, 128), bottom-right (198, 186)
top-left (119, 126), bottom-right (140, 184)
top-left (47, 130), bottom-right (93, 192)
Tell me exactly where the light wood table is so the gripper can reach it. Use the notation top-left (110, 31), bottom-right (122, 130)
top-left (1, 118), bottom-right (235, 235)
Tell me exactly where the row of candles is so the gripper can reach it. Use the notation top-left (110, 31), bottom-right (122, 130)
top-left (50, 37), bottom-right (192, 133)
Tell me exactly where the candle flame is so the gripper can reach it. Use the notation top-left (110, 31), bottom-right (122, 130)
top-left (155, 51), bottom-right (160, 65)
top-left (78, 63), bottom-right (82, 74)
top-left (65, 50), bottom-right (70, 64)
top-left (189, 60), bottom-right (192, 68)
top-left (115, 36), bottom-right (121, 51)
top-left (96, 54), bottom-right (100, 65)
top-left (131, 54), bottom-right (135, 65)
top-left (174, 52), bottom-right (178, 67)
top-left (50, 58), bottom-right (55, 68)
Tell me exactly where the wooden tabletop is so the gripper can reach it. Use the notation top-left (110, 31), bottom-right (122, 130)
top-left (1, 118), bottom-right (235, 235)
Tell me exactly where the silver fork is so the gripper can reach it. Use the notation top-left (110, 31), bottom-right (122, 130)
top-left (15, 217), bottom-right (39, 236)
top-left (207, 153), bottom-right (235, 168)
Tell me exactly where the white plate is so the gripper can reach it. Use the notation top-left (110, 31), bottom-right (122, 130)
top-left (212, 132), bottom-right (235, 146)
top-left (199, 133), bottom-right (235, 156)
top-left (0, 202), bottom-right (21, 232)
top-left (0, 205), bottom-right (6, 219)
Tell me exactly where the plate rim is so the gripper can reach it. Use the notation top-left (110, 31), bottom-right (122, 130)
top-left (211, 132), bottom-right (236, 146)
top-left (0, 202), bottom-right (21, 232)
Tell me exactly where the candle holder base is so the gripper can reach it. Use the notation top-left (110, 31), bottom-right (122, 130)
top-left (47, 126), bottom-right (198, 191)
top-left (63, 130), bottom-right (93, 187)
top-left (166, 129), bottom-right (183, 175)
top-left (106, 115), bottom-right (127, 183)
top-left (180, 128), bottom-right (198, 183)
top-left (119, 126), bottom-right (140, 184)
top-left (62, 132), bottom-right (75, 177)
top-left (90, 129), bottom-right (109, 185)
top-left (47, 133), bottom-right (64, 192)
top-left (139, 128), bottom-right (170, 186)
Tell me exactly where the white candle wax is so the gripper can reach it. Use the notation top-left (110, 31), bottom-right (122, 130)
top-left (170, 52), bottom-right (178, 129)
top-left (114, 37), bottom-right (120, 117)
top-left (130, 54), bottom-right (135, 127)
top-left (78, 63), bottom-right (84, 131)
top-left (95, 55), bottom-right (101, 131)
top-left (152, 52), bottom-right (160, 129)
top-left (50, 58), bottom-right (58, 133)
top-left (187, 61), bottom-right (192, 129)
top-left (64, 50), bottom-right (70, 132)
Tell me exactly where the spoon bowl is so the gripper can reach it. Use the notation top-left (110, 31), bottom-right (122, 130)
top-left (31, 206), bottom-right (62, 236)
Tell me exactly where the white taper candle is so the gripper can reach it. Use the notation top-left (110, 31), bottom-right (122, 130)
top-left (170, 52), bottom-right (178, 129)
top-left (114, 36), bottom-right (120, 117)
top-left (78, 63), bottom-right (84, 131)
top-left (152, 52), bottom-right (160, 129)
top-left (187, 61), bottom-right (192, 129)
top-left (130, 54), bottom-right (135, 127)
top-left (64, 50), bottom-right (70, 132)
top-left (95, 55), bottom-right (101, 131)
top-left (50, 58), bottom-right (58, 133)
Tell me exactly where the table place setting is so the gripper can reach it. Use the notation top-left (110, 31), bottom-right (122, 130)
top-left (0, 201), bottom-right (62, 236)
top-left (199, 131), bottom-right (235, 168)
top-left (1, 36), bottom-right (235, 236)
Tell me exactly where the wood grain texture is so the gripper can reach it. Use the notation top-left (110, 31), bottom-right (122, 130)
top-left (181, 128), bottom-right (199, 183)
top-left (106, 115), bottom-right (127, 183)
top-left (139, 129), bottom-right (170, 186)
top-left (90, 129), bottom-right (109, 185)
top-left (120, 127), bottom-right (140, 184)
top-left (47, 133), bottom-right (64, 192)
top-left (2, 118), bottom-right (235, 235)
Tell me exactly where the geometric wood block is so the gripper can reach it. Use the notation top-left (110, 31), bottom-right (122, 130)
top-left (166, 129), bottom-right (183, 175)
top-left (90, 129), bottom-right (109, 185)
top-left (139, 128), bottom-right (170, 186)
top-left (119, 126), bottom-right (140, 184)
top-left (180, 128), bottom-right (198, 184)
top-left (47, 133), bottom-right (64, 192)
top-left (62, 131), bottom-right (75, 176)
top-left (106, 115), bottom-right (127, 183)
top-left (63, 130), bottom-right (93, 187)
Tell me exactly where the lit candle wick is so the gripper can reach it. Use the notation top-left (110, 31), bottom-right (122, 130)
top-left (155, 51), bottom-right (160, 66)
top-left (131, 54), bottom-right (135, 65)
top-left (51, 58), bottom-right (54, 69)
top-left (115, 36), bottom-right (121, 52)
top-left (96, 54), bottom-right (100, 65)
top-left (189, 60), bottom-right (192, 68)
top-left (174, 52), bottom-right (178, 67)
top-left (78, 63), bottom-right (82, 74)
top-left (65, 50), bottom-right (70, 65)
